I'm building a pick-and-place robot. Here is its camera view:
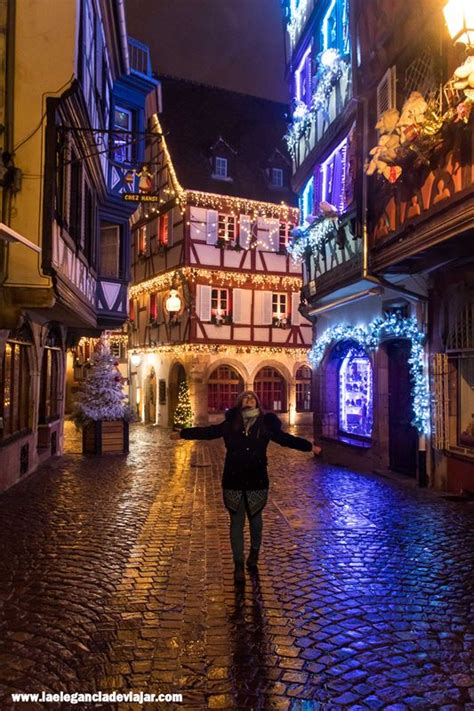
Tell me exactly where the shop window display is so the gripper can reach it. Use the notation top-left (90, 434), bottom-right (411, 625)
top-left (339, 349), bottom-right (373, 438)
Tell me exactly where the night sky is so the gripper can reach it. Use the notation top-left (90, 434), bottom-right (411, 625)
top-left (125, 0), bottom-right (289, 103)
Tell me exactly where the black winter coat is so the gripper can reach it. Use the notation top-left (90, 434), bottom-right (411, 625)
top-left (180, 408), bottom-right (312, 490)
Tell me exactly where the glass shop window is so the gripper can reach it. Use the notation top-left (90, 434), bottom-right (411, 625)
top-left (339, 349), bottom-right (373, 438)
top-left (454, 356), bottom-right (474, 449)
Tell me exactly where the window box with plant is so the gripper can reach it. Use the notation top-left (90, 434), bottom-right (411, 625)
top-left (272, 316), bottom-right (291, 329)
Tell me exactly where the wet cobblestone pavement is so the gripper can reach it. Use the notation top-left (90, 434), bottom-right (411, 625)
top-left (1, 423), bottom-right (474, 710)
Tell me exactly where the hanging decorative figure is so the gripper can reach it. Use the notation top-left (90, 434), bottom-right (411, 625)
top-left (136, 163), bottom-right (154, 193)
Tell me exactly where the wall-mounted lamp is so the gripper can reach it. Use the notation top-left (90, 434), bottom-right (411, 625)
top-left (131, 353), bottom-right (142, 367)
top-left (165, 289), bottom-right (181, 314)
top-left (443, 0), bottom-right (474, 47)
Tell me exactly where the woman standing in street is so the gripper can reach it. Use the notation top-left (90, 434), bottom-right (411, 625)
top-left (170, 390), bottom-right (321, 583)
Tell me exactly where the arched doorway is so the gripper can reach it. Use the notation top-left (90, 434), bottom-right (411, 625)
top-left (254, 366), bottom-right (287, 412)
top-left (145, 367), bottom-right (157, 424)
top-left (386, 339), bottom-right (417, 476)
top-left (168, 362), bottom-right (186, 427)
top-left (208, 365), bottom-right (244, 413)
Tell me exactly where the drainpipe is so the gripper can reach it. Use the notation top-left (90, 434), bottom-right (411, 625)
top-left (116, 0), bottom-right (130, 75)
top-left (0, 0), bottom-right (15, 283)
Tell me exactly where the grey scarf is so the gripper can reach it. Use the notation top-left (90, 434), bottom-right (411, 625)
top-left (241, 407), bottom-right (260, 434)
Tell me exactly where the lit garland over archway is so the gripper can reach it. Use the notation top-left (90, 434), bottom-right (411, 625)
top-left (309, 315), bottom-right (430, 433)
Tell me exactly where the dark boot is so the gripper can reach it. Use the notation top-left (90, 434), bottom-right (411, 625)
top-left (234, 561), bottom-right (245, 583)
top-left (246, 547), bottom-right (259, 571)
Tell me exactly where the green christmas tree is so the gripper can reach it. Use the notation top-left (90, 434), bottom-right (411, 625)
top-left (174, 380), bottom-right (193, 429)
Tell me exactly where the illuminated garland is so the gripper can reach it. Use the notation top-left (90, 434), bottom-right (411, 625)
top-left (182, 190), bottom-right (298, 222)
top-left (286, 50), bottom-right (348, 158)
top-left (285, 0), bottom-right (312, 45)
top-left (309, 315), bottom-right (430, 433)
top-left (129, 267), bottom-right (303, 298)
top-left (287, 216), bottom-right (339, 261)
top-left (130, 343), bottom-right (310, 360)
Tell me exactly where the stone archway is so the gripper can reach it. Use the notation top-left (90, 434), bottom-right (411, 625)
top-left (168, 362), bottom-right (186, 428)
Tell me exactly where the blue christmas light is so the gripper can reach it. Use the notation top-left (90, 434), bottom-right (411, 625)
top-left (309, 315), bottom-right (431, 434)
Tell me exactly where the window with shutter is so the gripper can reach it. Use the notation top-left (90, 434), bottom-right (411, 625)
top-left (376, 66), bottom-right (397, 120)
top-left (256, 218), bottom-right (279, 251)
top-left (206, 210), bottom-right (218, 245)
top-left (159, 213), bottom-right (169, 246)
top-left (198, 285), bottom-right (212, 321)
top-left (99, 225), bottom-right (120, 277)
top-left (239, 215), bottom-right (252, 248)
top-left (291, 292), bottom-right (302, 326)
top-left (233, 288), bottom-right (251, 324)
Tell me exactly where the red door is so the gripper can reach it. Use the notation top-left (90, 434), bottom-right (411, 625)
top-left (388, 340), bottom-right (418, 476)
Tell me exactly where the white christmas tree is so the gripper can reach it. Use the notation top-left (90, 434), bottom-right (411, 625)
top-left (73, 337), bottom-right (130, 426)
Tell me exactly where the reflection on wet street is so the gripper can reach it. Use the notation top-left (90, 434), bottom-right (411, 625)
top-left (0, 422), bottom-right (473, 709)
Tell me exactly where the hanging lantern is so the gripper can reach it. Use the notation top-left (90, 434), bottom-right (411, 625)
top-left (165, 289), bottom-right (181, 314)
top-left (443, 0), bottom-right (474, 46)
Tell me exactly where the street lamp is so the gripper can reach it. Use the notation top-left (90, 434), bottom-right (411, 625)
top-left (131, 353), bottom-right (141, 367)
top-left (443, 0), bottom-right (474, 47)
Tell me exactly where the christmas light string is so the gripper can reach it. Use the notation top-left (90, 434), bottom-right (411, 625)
top-left (129, 267), bottom-right (303, 298)
top-left (309, 315), bottom-right (430, 433)
top-left (130, 342), bottom-right (310, 360)
top-left (287, 216), bottom-right (339, 261)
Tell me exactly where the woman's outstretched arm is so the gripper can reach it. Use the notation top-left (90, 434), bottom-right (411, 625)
top-left (170, 422), bottom-right (224, 441)
top-left (266, 413), bottom-right (322, 455)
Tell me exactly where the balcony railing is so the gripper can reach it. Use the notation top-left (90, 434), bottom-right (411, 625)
top-left (289, 216), bottom-right (361, 298)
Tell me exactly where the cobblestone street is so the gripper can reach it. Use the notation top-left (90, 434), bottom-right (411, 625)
top-left (0, 423), bottom-right (474, 710)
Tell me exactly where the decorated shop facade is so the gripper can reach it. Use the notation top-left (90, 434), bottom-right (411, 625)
top-left (127, 79), bottom-right (314, 427)
top-left (282, 0), bottom-right (473, 489)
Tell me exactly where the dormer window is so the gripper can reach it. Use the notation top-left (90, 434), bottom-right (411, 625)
top-left (271, 168), bottom-right (284, 188)
top-left (214, 156), bottom-right (228, 179)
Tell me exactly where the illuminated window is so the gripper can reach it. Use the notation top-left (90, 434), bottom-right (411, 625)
top-left (279, 222), bottom-right (294, 251)
top-left (218, 214), bottom-right (236, 242)
top-left (295, 44), bottom-right (313, 105)
top-left (214, 156), bottom-right (228, 178)
top-left (254, 367), bottom-right (287, 412)
top-left (39, 329), bottom-right (62, 424)
top-left (321, 0), bottom-right (349, 54)
top-left (296, 365), bottom-right (312, 412)
top-left (112, 107), bottom-right (133, 163)
top-left (159, 214), bottom-right (169, 246)
top-left (0, 332), bottom-right (32, 439)
top-left (318, 134), bottom-right (349, 213)
top-left (339, 349), bottom-right (373, 438)
top-left (208, 365), bottom-right (243, 413)
top-left (211, 288), bottom-right (229, 317)
top-left (272, 293), bottom-right (287, 321)
top-left (137, 226), bottom-right (147, 255)
top-left (149, 293), bottom-right (158, 321)
top-left (271, 168), bottom-right (284, 187)
top-left (300, 176), bottom-right (314, 224)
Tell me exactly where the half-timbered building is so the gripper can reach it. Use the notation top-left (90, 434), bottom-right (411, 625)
top-left (282, 0), bottom-right (473, 491)
top-left (0, 0), bottom-right (157, 492)
top-left (128, 78), bottom-right (312, 427)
